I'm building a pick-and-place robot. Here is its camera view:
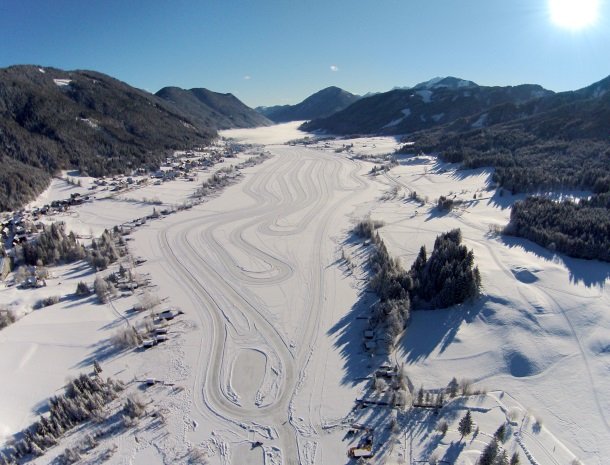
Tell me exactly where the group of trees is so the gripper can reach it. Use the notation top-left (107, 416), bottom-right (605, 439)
top-left (0, 374), bottom-right (123, 463)
top-left (355, 221), bottom-right (481, 348)
top-left (507, 195), bottom-right (610, 262)
top-left (236, 152), bottom-right (271, 169)
top-left (22, 223), bottom-right (86, 266)
top-left (366, 230), bottom-right (412, 348)
top-left (88, 228), bottom-right (124, 270)
top-left (194, 166), bottom-right (236, 198)
top-left (19, 223), bottom-right (124, 270)
top-left (410, 229), bottom-right (482, 309)
top-left (457, 411), bottom-right (519, 465)
top-left (437, 195), bottom-right (457, 211)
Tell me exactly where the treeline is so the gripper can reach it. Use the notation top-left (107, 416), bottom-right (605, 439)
top-left (506, 195), bottom-right (610, 262)
top-left (403, 129), bottom-right (610, 195)
top-left (0, 374), bottom-right (123, 463)
top-left (367, 235), bottom-right (411, 346)
top-left (356, 221), bottom-right (481, 348)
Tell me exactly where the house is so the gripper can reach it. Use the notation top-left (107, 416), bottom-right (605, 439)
top-left (158, 308), bottom-right (183, 320)
top-left (348, 447), bottom-right (373, 459)
top-left (22, 276), bottom-right (44, 289)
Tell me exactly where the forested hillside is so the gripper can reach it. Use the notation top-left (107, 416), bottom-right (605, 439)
top-left (301, 78), bottom-right (551, 135)
top-left (398, 77), bottom-right (610, 262)
top-left (0, 65), bottom-right (215, 211)
top-left (406, 82), bottom-right (610, 194)
top-left (155, 86), bottom-right (271, 129)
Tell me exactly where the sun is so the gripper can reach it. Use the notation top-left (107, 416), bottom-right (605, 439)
top-left (549, 0), bottom-right (600, 30)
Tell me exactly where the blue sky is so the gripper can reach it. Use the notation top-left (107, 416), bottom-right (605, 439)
top-left (1, 0), bottom-right (609, 107)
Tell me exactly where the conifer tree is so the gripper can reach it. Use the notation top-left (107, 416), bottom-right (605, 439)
top-left (494, 450), bottom-right (509, 465)
top-left (458, 410), bottom-right (473, 438)
top-left (478, 438), bottom-right (499, 465)
top-left (447, 377), bottom-right (458, 397)
top-left (494, 423), bottom-right (507, 443)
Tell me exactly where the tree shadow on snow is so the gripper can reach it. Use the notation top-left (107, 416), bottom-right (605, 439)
top-left (442, 440), bottom-right (466, 463)
top-left (63, 260), bottom-right (95, 280)
top-left (399, 299), bottom-right (484, 364)
top-left (327, 286), bottom-right (380, 387)
top-left (500, 235), bottom-right (610, 288)
top-left (74, 337), bottom-right (130, 370)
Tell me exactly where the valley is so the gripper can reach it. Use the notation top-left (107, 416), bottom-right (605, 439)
top-left (1, 123), bottom-right (608, 465)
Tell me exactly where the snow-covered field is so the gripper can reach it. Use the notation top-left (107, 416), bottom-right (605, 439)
top-left (1, 122), bottom-right (608, 465)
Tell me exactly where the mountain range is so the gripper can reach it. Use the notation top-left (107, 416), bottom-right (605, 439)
top-left (300, 77), bottom-right (554, 135)
top-left (256, 86), bottom-right (360, 123)
top-left (2, 64), bottom-right (609, 212)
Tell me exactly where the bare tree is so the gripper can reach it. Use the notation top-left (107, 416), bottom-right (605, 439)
top-left (94, 275), bottom-right (109, 303)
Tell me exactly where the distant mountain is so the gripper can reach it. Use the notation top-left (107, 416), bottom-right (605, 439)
top-left (155, 86), bottom-right (271, 130)
top-left (257, 86), bottom-right (360, 123)
top-left (442, 75), bottom-right (610, 139)
top-left (413, 76), bottom-right (478, 90)
top-left (300, 77), bottom-right (553, 135)
top-left (0, 65), bottom-right (215, 211)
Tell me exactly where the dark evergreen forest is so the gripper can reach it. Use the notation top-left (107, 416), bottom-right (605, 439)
top-left (507, 195), bottom-right (610, 262)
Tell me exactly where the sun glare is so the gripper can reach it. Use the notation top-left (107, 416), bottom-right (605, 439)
top-left (549, 0), bottom-right (600, 30)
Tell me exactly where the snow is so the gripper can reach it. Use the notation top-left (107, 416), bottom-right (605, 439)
top-left (592, 86), bottom-right (607, 98)
top-left (0, 123), bottom-right (608, 465)
top-left (53, 78), bottom-right (72, 87)
top-left (382, 117), bottom-right (403, 128)
top-left (222, 121), bottom-right (307, 145)
top-left (418, 77), bottom-right (444, 88)
top-left (471, 113), bottom-right (488, 129)
top-left (0, 262), bottom-right (121, 438)
top-left (456, 79), bottom-right (475, 88)
top-left (382, 108), bottom-right (411, 129)
top-left (432, 112), bottom-right (444, 122)
top-left (370, 156), bottom-right (610, 465)
top-left (78, 116), bottom-right (99, 129)
top-left (416, 89), bottom-right (433, 103)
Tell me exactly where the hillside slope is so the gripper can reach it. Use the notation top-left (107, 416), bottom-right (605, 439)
top-left (408, 75), bottom-right (610, 193)
top-left (0, 65), bottom-right (215, 211)
top-left (257, 86), bottom-right (360, 123)
top-left (301, 77), bottom-right (552, 135)
top-left (155, 86), bottom-right (272, 130)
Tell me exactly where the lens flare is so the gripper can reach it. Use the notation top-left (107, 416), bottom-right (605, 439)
top-left (549, 0), bottom-right (600, 30)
